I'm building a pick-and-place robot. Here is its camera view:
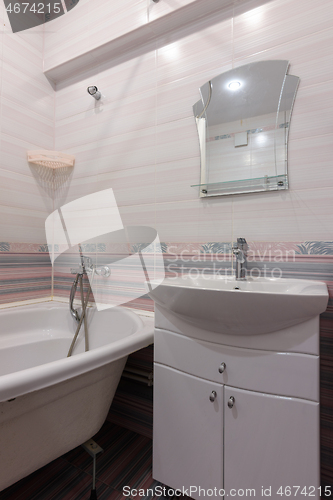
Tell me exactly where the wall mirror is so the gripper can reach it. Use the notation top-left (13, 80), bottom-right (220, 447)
top-left (192, 60), bottom-right (299, 197)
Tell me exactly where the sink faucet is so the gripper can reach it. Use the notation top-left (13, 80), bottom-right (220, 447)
top-left (232, 238), bottom-right (248, 280)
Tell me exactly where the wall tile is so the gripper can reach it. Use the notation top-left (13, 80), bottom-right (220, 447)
top-left (156, 18), bottom-right (233, 86)
top-left (0, 205), bottom-right (49, 243)
top-left (1, 99), bottom-right (53, 147)
top-left (0, 13), bottom-right (54, 297)
top-left (97, 167), bottom-right (156, 208)
top-left (0, 134), bottom-right (54, 177)
top-left (0, 168), bottom-right (53, 212)
top-left (233, 27), bottom-right (333, 89)
top-left (55, 89), bottom-right (156, 150)
top-left (118, 203), bottom-right (156, 229)
top-left (0, 249), bottom-right (51, 305)
top-left (1, 62), bottom-right (54, 120)
top-left (155, 157), bottom-right (199, 203)
top-left (2, 29), bottom-right (44, 74)
top-left (55, 50), bottom-right (156, 122)
top-left (155, 198), bottom-right (233, 242)
top-left (63, 126), bottom-right (156, 179)
top-left (155, 117), bottom-right (199, 164)
top-left (288, 134), bottom-right (333, 191)
top-left (233, 0), bottom-right (333, 60)
top-left (289, 81), bottom-right (333, 140)
top-left (55, 68), bottom-right (104, 122)
top-left (53, 173), bottom-right (110, 210)
top-left (232, 188), bottom-right (333, 241)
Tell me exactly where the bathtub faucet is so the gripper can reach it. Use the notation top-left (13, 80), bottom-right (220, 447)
top-left (69, 256), bottom-right (111, 322)
top-left (69, 256), bottom-right (93, 323)
top-left (70, 256), bottom-right (111, 279)
top-left (70, 255), bottom-right (94, 276)
top-left (232, 238), bottom-right (248, 280)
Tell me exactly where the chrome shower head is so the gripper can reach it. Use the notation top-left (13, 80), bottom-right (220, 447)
top-left (87, 86), bottom-right (102, 100)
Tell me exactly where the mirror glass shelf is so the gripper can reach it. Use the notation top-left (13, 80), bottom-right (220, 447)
top-left (191, 174), bottom-right (288, 197)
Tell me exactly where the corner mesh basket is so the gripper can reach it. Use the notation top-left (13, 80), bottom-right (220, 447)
top-left (27, 150), bottom-right (75, 169)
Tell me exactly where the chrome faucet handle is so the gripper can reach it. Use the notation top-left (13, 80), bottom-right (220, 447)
top-left (80, 256), bottom-right (93, 274)
top-left (233, 238), bottom-right (248, 255)
top-left (70, 266), bottom-right (84, 275)
top-left (233, 238), bottom-right (248, 281)
top-left (233, 249), bottom-right (246, 263)
top-left (70, 255), bottom-right (111, 278)
top-left (232, 244), bottom-right (242, 257)
top-left (236, 237), bottom-right (248, 252)
top-left (95, 266), bottom-right (111, 278)
top-left (70, 256), bottom-right (94, 275)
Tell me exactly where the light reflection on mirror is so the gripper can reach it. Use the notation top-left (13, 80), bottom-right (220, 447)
top-left (228, 81), bottom-right (242, 91)
top-left (192, 60), bottom-right (299, 196)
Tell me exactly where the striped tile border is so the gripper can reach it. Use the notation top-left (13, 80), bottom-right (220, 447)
top-left (0, 245), bottom-right (52, 304)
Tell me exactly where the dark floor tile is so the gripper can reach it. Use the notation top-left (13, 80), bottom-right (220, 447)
top-left (63, 423), bottom-right (137, 473)
top-left (0, 457), bottom-right (62, 499)
top-left (119, 449), bottom-right (153, 490)
top-left (96, 435), bottom-right (152, 489)
top-left (97, 489), bottom-right (130, 500)
top-left (64, 421), bottom-right (153, 491)
top-left (67, 481), bottom-right (120, 500)
top-left (0, 422), bottom-right (168, 500)
top-left (0, 457), bottom-right (92, 500)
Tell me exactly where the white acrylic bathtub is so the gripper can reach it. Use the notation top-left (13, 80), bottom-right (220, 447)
top-left (0, 301), bottom-right (154, 491)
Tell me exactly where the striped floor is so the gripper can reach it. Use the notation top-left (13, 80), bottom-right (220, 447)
top-left (0, 414), bottom-right (332, 499)
top-left (0, 422), bottom-right (170, 500)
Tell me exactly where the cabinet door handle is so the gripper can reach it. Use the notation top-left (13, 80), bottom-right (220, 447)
top-left (227, 396), bottom-right (235, 408)
top-left (209, 391), bottom-right (217, 402)
top-left (219, 362), bottom-right (226, 373)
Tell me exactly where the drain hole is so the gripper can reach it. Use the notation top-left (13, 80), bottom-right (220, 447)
top-left (234, 286), bottom-right (240, 290)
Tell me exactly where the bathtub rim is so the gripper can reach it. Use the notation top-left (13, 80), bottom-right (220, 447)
top-left (0, 301), bottom-right (154, 402)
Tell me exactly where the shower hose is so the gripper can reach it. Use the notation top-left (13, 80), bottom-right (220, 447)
top-left (67, 268), bottom-right (95, 357)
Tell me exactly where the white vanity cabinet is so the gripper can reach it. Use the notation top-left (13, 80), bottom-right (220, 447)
top-left (223, 386), bottom-right (319, 494)
top-left (153, 326), bottom-right (320, 500)
top-left (154, 364), bottom-right (224, 494)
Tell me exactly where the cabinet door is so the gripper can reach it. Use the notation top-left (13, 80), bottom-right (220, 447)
top-left (153, 363), bottom-right (223, 500)
top-left (224, 386), bottom-right (320, 500)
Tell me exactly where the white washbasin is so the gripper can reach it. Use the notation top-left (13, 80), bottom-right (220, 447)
top-left (148, 276), bottom-right (329, 335)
